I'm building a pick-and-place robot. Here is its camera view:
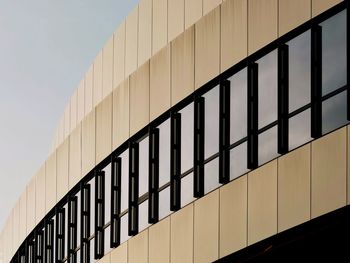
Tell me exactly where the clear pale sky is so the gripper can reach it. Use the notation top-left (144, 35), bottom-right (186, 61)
top-left (0, 0), bottom-right (139, 231)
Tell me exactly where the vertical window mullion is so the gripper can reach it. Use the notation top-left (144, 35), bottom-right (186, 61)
top-left (170, 113), bottom-right (181, 211)
top-left (128, 142), bottom-right (139, 236)
top-left (94, 170), bottom-right (105, 259)
top-left (247, 62), bottom-right (259, 169)
top-left (35, 230), bottom-right (44, 263)
top-left (194, 96), bottom-right (205, 198)
top-left (80, 184), bottom-right (91, 263)
top-left (278, 44), bottom-right (290, 154)
top-left (219, 80), bottom-right (231, 184)
top-left (111, 156), bottom-right (122, 248)
top-left (45, 219), bottom-right (54, 263)
top-left (149, 127), bottom-right (160, 223)
top-left (311, 25), bottom-right (322, 138)
top-left (55, 207), bottom-right (65, 263)
top-left (68, 196), bottom-right (78, 263)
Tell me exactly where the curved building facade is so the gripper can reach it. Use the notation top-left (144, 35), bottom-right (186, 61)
top-left (1, 0), bottom-right (349, 262)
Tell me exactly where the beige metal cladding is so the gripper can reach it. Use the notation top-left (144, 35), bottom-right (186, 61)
top-left (312, 0), bottom-right (343, 17)
top-left (56, 138), bottom-right (69, 202)
top-left (311, 127), bottom-right (347, 218)
top-left (278, 144), bottom-right (311, 232)
top-left (102, 36), bottom-right (114, 99)
top-left (171, 25), bottom-right (195, 106)
top-left (45, 151), bottom-right (57, 213)
top-left (96, 93), bottom-right (113, 164)
top-left (152, 0), bottom-right (168, 55)
top-left (168, 0), bottom-right (185, 42)
top-left (150, 45), bottom-right (171, 122)
top-left (149, 217), bottom-right (170, 263)
top-left (82, 109), bottom-right (96, 177)
top-left (19, 191), bottom-right (27, 243)
top-left (128, 229), bottom-right (149, 263)
top-left (125, 6), bottom-right (139, 78)
top-left (219, 175), bottom-right (247, 258)
top-left (35, 164), bottom-right (46, 225)
top-left (185, 0), bottom-right (203, 30)
top-left (221, 0), bottom-right (248, 72)
top-left (110, 242), bottom-right (128, 263)
top-left (194, 190), bottom-right (220, 263)
top-left (113, 20), bottom-right (126, 88)
top-left (195, 6), bottom-right (220, 89)
top-left (77, 79), bottom-right (85, 123)
top-left (247, 160), bottom-right (278, 245)
top-left (84, 64), bottom-right (94, 114)
top-left (93, 51), bottom-right (103, 108)
top-left (279, 0), bottom-right (311, 36)
top-left (138, 0), bottom-right (152, 67)
top-left (203, 0), bottom-right (223, 15)
top-left (112, 78), bottom-right (130, 151)
top-left (69, 123), bottom-right (82, 189)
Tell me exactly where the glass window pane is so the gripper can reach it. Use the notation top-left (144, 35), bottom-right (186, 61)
top-left (230, 142), bottom-right (249, 181)
top-left (322, 91), bottom-right (348, 134)
top-left (258, 50), bottom-right (278, 128)
top-left (139, 137), bottom-right (149, 197)
top-left (120, 214), bottom-right (129, 244)
top-left (258, 127), bottom-right (279, 166)
top-left (321, 10), bottom-right (347, 95)
top-left (102, 164), bottom-right (111, 223)
top-left (88, 178), bottom-right (95, 240)
top-left (289, 109), bottom-right (312, 150)
top-left (76, 192), bottom-right (81, 250)
top-left (158, 119), bottom-right (171, 187)
top-left (204, 86), bottom-right (220, 158)
top-left (89, 238), bottom-right (94, 263)
top-left (104, 226), bottom-right (111, 254)
top-left (229, 68), bottom-right (247, 143)
top-left (139, 201), bottom-right (149, 232)
top-left (120, 149), bottom-right (129, 212)
top-left (204, 158), bottom-right (220, 194)
top-left (180, 103), bottom-right (194, 173)
top-left (288, 30), bottom-right (311, 112)
top-left (159, 187), bottom-right (172, 220)
top-left (181, 173), bottom-right (195, 207)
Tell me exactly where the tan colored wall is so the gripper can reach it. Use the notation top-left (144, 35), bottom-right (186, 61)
top-left (1, 0), bottom-right (344, 261)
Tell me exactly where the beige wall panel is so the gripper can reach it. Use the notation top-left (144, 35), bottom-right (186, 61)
top-left (129, 62), bottom-right (150, 136)
top-left (152, 0), bottom-right (168, 55)
top-left (125, 7), bottom-right (139, 78)
top-left (98, 253), bottom-right (110, 263)
top-left (194, 190), bottom-right (219, 263)
top-left (138, 0), bottom-right (152, 67)
top-left (12, 202), bottom-right (19, 252)
top-left (114, 21), bottom-right (126, 87)
top-left (195, 7), bottom-right (220, 89)
top-left (103, 36), bottom-right (114, 97)
top-left (312, 0), bottom-right (342, 17)
top-left (278, 145), bottom-right (311, 232)
top-left (64, 104), bottom-right (70, 137)
top-left (77, 79), bottom-right (85, 123)
top-left (128, 230), bottom-right (148, 263)
top-left (93, 51), bottom-right (103, 107)
top-left (112, 79), bottom-right (130, 150)
top-left (311, 128), bottom-right (347, 218)
top-left (27, 177), bottom-right (36, 234)
top-left (70, 90), bottom-right (78, 132)
top-left (248, 160), bottom-right (277, 245)
top-left (19, 191), bottom-right (27, 243)
top-left (69, 124), bottom-right (82, 189)
top-left (35, 164), bottom-right (46, 224)
top-left (248, 0), bottom-right (278, 55)
top-left (171, 26), bottom-right (195, 105)
top-left (57, 139), bottom-right (69, 202)
top-left (171, 204), bottom-right (194, 263)
top-left (219, 176), bottom-right (247, 258)
top-left (150, 45), bottom-right (171, 121)
top-left (348, 127), bottom-right (350, 204)
top-left (45, 152), bottom-right (57, 213)
top-left (96, 94), bottom-right (112, 164)
top-left (58, 117), bottom-right (64, 145)
top-left (185, 0), bottom-right (203, 29)
top-left (149, 217), bottom-right (170, 263)
top-left (110, 242), bottom-right (127, 263)
top-left (279, 0), bottom-right (311, 36)
top-left (168, 0), bottom-right (185, 42)
top-left (203, 0), bottom-right (222, 15)
top-left (82, 110), bottom-right (96, 176)
top-left (85, 65), bottom-right (94, 114)
top-left (221, 0), bottom-right (248, 72)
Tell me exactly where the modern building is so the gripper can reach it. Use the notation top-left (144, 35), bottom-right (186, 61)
top-left (0, 0), bottom-right (349, 262)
